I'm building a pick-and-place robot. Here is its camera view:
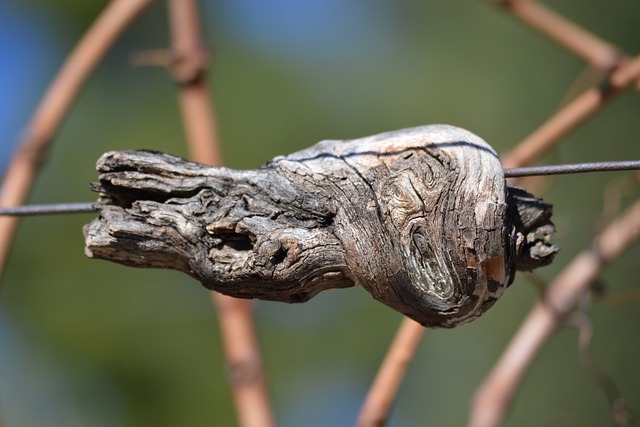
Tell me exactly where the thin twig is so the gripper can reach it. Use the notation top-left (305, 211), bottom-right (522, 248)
top-left (0, 0), bottom-right (154, 281)
top-left (470, 198), bottom-right (640, 427)
top-left (357, 318), bottom-right (425, 427)
top-left (167, 1), bottom-right (274, 426)
top-left (600, 172), bottom-right (640, 226)
top-left (501, 54), bottom-right (640, 168)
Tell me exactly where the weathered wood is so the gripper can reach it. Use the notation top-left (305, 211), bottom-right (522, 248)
top-left (83, 125), bottom-right (557, 327)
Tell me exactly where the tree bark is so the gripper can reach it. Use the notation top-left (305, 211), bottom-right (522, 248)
top-left (84, 125), bottom-right (557, 327)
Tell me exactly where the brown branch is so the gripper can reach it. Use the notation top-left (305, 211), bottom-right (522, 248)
top-left (476, 5), bottom-right (640, 425)
top-left (493, 0), bottom-right (640, 97)
top-left (356, 318), bottom-right (425, 427)
top-left (167, 1), bottom-right (274, 426)
top-left (494, 0), bottom-right (640, 169)
top-left (501, 54), bottom-right (640, 168)
top-left (0, 0), bottom-right (154, 280)
top-left (469, 198), bottom-right (640, 427)
top-left (492, 0), bottom-right (624, 72)
top-left (168, 0), bottom-right (221, 165)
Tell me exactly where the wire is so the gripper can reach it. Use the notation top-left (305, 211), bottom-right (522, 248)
top-left (503, 160), bottom-right (640, 177)
top-left (0, 203), bottom-right (96, 216)
top-left (0, 160), bottom-right (638, 216)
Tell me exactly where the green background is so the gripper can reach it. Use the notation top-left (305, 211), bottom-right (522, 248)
top-left (1, 1), bottom-right (639, 426)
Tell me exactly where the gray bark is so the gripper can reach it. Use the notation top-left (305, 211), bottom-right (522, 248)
top-left (83, 125), bottom-right (557, 328)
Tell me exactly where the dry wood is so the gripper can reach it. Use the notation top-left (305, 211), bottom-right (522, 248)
top-left (84, 125), bottom-right (557, 327)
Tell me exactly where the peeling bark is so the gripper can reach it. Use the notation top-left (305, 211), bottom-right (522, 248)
top-left (84, 125), bottom-right (557, 327)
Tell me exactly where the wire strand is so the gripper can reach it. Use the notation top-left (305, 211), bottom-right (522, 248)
top-left (0, 203), bottom-right (96, 216)
top-left (0, 160), bottom-right (638, 216)
top-left (503, 160), bottom-right (640, 177)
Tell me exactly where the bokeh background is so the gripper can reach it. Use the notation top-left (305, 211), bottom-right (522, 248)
top-left (1, 1), bottom-right (639, 426)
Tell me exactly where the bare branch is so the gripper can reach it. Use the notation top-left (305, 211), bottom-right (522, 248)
top-left (492, 0), bottom-right (640, 97)
top-left (503, 60), bottom-right (640, 169)
top-left (168, 0), bottom-right (221, 165)
top-left (470, 198), bottom-right (640, 427)
top-left (0, 0), bottom-right (154, 280)
top-left (501, 54), bottom-right (640, 168)
top-left (167, 1), bottom-right (275, 426)
top-left (357, 318), bottom-right (425, 427)
top-left (491, 0), bottom-right (640, 170)
top-left (490, 0), bottom-right (624, 72)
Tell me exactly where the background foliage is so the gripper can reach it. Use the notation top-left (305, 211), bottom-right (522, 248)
top-left (1, 1), bottom-right (639, 425)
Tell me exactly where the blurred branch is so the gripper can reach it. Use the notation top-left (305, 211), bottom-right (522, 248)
top-left (491, 0), bottom-right (640, 168)
top-left (469, 198), bottom-right (640, 427)
top-left (566, 312), bottom-right (632, 425)
top-left (600, 172), bottom-right (640, 226)
top-left (493, 0), bottom-right (640, 94)
top-left (0, 0), bottom-right (154, 281)
top-left (501, 54), bottom-right (640, 168)
top-left (485, 4), bottom-right (640, 421)
top-left (491, 0), bottom-right (625, 73)
top-left (167, 1), bottom-right (275, 426)
top-left (130, 48), bottom-right (170, 67)
top-left (0, 3), bottom-right (152, 425)
top-left (168, 0), bottom-right (221, 165)
top-left (357, 318), bottom-right (425, 427)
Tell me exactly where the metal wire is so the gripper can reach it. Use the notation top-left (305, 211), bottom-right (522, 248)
top-left (503, 160), bottom-right (640, 177)
top-left (0, 160), bottom-right (638, 216)
top-left (0, 203), bottom-right (96, 216)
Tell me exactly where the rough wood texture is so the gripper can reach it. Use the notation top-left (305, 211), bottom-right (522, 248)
top-left (83, 125), bottom-right (557, 327)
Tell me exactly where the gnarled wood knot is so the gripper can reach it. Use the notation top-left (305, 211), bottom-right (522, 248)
top-left (83, 125), bottom-right (558, 327)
